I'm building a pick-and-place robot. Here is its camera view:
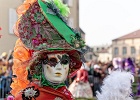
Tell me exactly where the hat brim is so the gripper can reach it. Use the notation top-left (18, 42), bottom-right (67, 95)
top-left (38, 0), bottom-right (76, 46)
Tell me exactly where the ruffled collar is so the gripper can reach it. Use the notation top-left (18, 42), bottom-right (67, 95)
top-left (33, 74), bottom-right (65, 89)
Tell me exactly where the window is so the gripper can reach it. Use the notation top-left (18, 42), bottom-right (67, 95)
top-left (9, 8), bottom-right (17, 34)
top-left (114, 47), bottom-right (119, 55)
top-left (131, 46), bottom-right (136, 54)
top-left (122, 47), bottom-right (127, 55)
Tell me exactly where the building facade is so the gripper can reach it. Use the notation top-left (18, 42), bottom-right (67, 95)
top-left (112, 29), bottom-right (140, 63)
top-left (63, 0), bottom-right (85, 40)
top-left (63, 0), bottom-right (79, 28)
top-left (92, 45), bottom-right (112, 63)
top-left (0, 0), bottom-right (22, 54)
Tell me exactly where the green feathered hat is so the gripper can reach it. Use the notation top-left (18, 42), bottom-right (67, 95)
top-left (15, 0), bottom-right (86, 77)
top-left (17, 0), bottom-right (85, 51)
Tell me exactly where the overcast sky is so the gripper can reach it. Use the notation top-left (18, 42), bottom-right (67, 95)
top-left (79, 0), bottom-right (140, 46)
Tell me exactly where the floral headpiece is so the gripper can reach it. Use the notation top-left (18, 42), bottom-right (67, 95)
top-left (15, 0), bottom-right (85, 51)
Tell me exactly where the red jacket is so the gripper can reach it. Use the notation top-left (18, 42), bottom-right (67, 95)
top-left (76, 68), bottom-right (88, 82)
top-left (14, 83), bottom-right (74, 100)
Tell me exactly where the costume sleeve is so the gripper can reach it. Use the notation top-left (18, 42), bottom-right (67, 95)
top-left (10, 39), bottom-right (31, 96)
top-left (76, 70), bottom-right (81, 82)
top-left (76, 69), bottom-right (87, 82)
top-left (79, 70), bottom-right (87, 82)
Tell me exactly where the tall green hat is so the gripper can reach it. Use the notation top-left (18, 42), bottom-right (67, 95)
top-left (15, 0), bottom-right (86, 77)
top-left (17, 0), bottom-right (85, 51)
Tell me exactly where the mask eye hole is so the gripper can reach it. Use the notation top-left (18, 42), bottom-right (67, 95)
top-left (49, 57), bottom-right (57, 64)
top-left (61, 59), bottom-right (69, 65)
top-left (48, 57), bottom-right (58, 67)
top-left (43, 57), bottom-right (58, 67)
top-left (60, 54), bottom-right (70, 65)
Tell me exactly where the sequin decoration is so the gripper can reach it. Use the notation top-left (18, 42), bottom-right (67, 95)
top-left (22, 86), bottom-right (40, 100)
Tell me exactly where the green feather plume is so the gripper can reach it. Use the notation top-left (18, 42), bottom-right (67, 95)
top-left (44, 0), bottom-right (70, 17)
top-left (53, 0), bottom-right (70, 17)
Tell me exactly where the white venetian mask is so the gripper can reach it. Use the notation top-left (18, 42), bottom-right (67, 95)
top-left (42, 53), bottom-right (70, 83)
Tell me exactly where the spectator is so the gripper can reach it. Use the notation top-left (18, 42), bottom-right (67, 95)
top-left (93, 64), bottom-right (102, 96)
top-left (69, 63), bottom-right (93, 98)
top-left (124, 57), bottom-right (135, 74)
top-left (1, 52), bottom-right (7, 60)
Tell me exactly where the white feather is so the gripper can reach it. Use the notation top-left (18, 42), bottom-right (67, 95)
top-left (96, 70), bottom-right (134, 100)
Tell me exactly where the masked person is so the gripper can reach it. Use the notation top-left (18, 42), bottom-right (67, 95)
top-left (68, 63), bottom-right (93, 99)
top-left (8, 0), bottom-right (85, 100)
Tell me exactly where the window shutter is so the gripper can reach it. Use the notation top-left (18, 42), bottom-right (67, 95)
top-left (9, 8), bottom-right (17, 34)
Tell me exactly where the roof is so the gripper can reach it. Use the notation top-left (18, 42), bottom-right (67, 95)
top-left (113, 29), bottom-right (140, 41)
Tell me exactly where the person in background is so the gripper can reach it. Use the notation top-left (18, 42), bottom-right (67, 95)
top-left (93, 64), bottom-right (102, 96)
top-left (112, 58), bottom-right (120, 70)
top-left (0, 57), bottom-right (4, 77)
top-left (69, 63), bottom-right (93, 99)
top-left (0, 52), bottom-right (7, 61)
top-left (106, 61), bottom-right (113, 74)
top-left (135, 63), bottom-right (140, 96)
top-left (88, 61), bottom-right (94, 96)
top-left (7, 59), bottom-right (13, 77)
top-left (0, 57), bottom-right (7, 77)
top-left (0, 56), bottom-right (13, 98)
top-left (124, 58), bottom-right (135, 74)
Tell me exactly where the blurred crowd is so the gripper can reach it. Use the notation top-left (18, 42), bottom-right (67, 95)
top-left (0, 50), bottom-right (13, 98)
top-left (69, 57), bottom-right (140, 98)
